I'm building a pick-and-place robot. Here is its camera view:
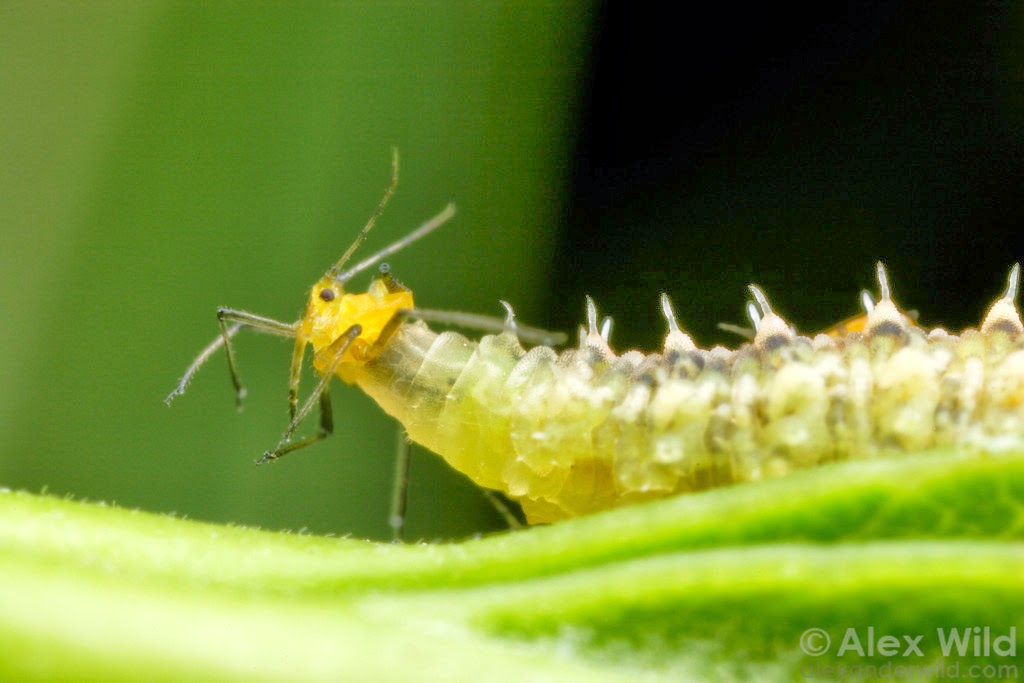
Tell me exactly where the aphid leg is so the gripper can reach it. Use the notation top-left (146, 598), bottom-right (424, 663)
top-left (481, 490), bottom-right (524, 530)
top-left (165, 309), bottom-right (296, 406)
top-left (288, 335), bottom-right (306, 422)
top-left (258, 388), bottom-right (334, 464)
top-left (258, 324), bottom-right (361, 464)
top-left (217, 311), bottom-right (246, 407)
top-left (389, 430), bottom-right (412, 543)
top-left (386, 424), bottom-right (523, 539)
top-left (323, 148), bottom-right (399, 282)
top-left (165, 323), bottom-right (243, 404)
top-left (717, 322), bottom-right (755, 340)
top-left (216, 308), bottom-right (298, 409)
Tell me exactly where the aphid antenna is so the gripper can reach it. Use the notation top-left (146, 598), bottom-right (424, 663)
top-left (324, 147), bottom-right (400, 283)
top-left (334, 202), bottom-right (457, 284)
top-left (400, 305), bottom-right (567, 347)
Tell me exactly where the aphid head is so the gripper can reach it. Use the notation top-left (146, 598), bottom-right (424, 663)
top-left (302, 267), bottom-right (414, 380)
top-left (292, 149), bottom-right (455, 381)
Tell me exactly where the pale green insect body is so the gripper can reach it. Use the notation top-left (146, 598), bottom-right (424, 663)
top-left (349, 263), bottom-right (1024, 524)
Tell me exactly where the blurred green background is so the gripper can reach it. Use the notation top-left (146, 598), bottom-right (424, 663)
top-left (3, 2), bottom-right (1022, 542)
top-left (1, 2), bottom-right (592, 540)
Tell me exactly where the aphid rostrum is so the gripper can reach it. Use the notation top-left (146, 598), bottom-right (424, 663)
top-left (167, 160), bottom-right (1024, 527)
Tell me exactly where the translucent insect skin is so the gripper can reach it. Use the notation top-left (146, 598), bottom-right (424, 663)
top-left (320, 262), bottom-right (1024, 524)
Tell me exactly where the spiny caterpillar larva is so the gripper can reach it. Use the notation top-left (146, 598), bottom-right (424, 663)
top-left (166, 162), bottom-right (1024, 526)
top-left (420, 261), bottom-right (1023, 523)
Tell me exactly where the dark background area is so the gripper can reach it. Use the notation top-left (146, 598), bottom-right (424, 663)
top-left (555, 1), bottom-right (1024, 352)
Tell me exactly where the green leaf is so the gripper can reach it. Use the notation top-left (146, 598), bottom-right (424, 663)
top-left (1, 448), bottom-right (1021, 681)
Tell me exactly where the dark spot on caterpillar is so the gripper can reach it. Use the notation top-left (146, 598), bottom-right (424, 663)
top-left (760, 333), bottom-right (790, 352)
top-left (869, 320), bottom-right (905, 338)
top-left (584, 346), bottom-right (610, 366)
top-left (705, 355), bottom-right (729, 374)
top-left (319, 288), bottom-right (336, 302)
top-left (636, 371), bottom-right (658, 387)
top-left (983, 318), bottom-right (1020, 335)
top-left (826, 395), bottom-right (848, 433)
top-left (666, 350), bottom-right (705, 379)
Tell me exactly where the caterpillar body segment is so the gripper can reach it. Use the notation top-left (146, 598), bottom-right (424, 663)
top-left (334, 261), bottom-right (1024, 524)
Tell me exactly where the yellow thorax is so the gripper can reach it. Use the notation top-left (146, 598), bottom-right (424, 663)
top-left (302, 275), bottom-right (414, 382)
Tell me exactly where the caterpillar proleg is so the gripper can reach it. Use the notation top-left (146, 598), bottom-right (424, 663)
top-left (167, 164), bottom-right (1024, 525)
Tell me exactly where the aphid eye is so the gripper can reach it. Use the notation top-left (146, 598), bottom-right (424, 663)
top-left (319, 288), bottom-right (336, 302)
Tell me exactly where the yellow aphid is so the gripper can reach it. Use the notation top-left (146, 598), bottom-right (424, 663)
top-left (303, 274), bottom-right (414, 382)
top-left (168, 156), bottom-right (1024, 528)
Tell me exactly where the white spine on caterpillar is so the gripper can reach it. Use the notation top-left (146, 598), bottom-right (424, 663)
top-left (981, 263), bottom-right (1022, 335)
